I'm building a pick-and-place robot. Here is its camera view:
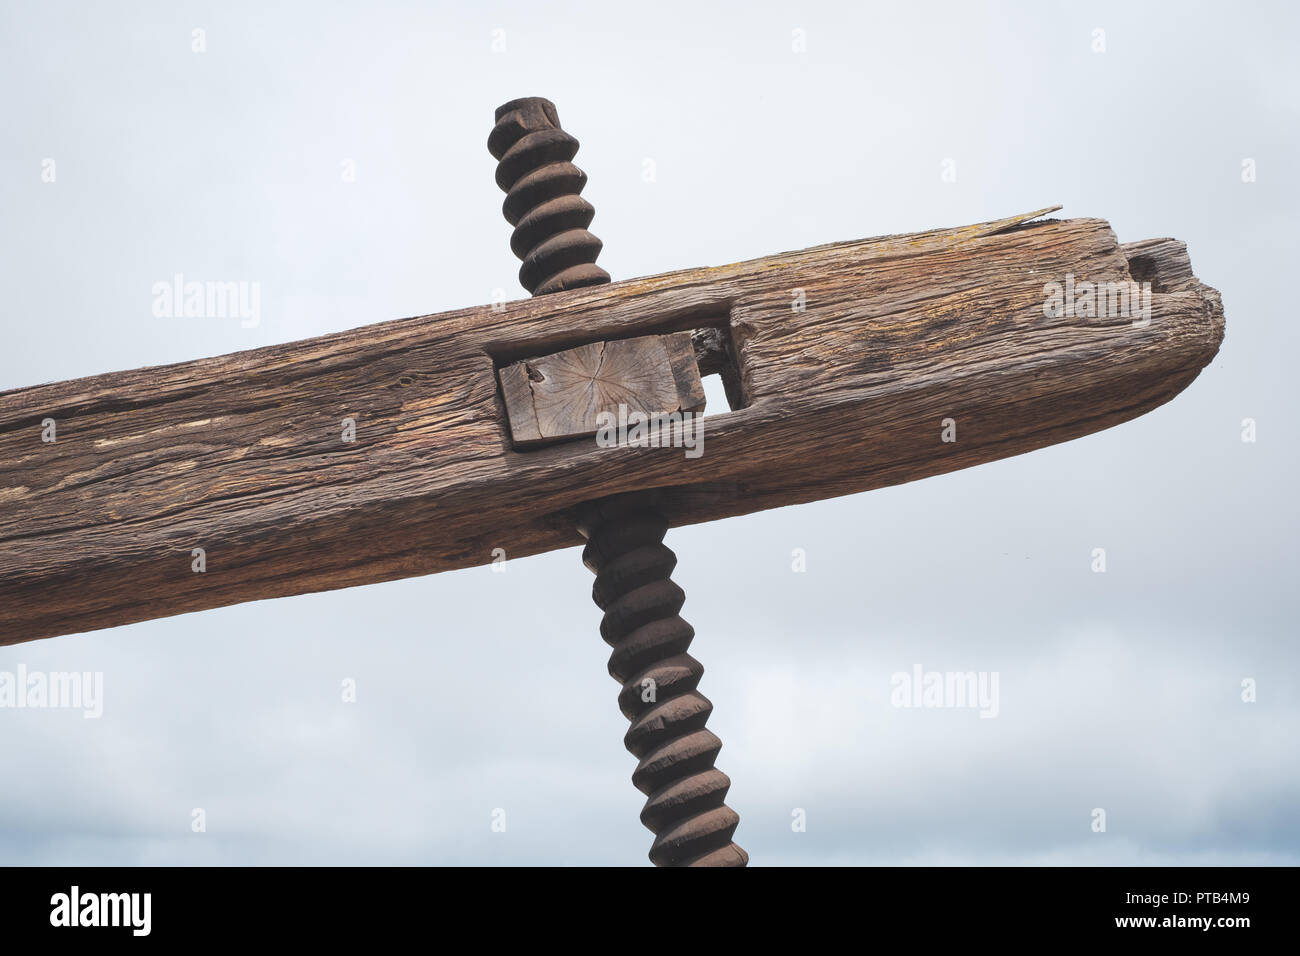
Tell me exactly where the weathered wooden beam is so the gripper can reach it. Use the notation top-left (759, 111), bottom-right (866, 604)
top-left (0, 208), bottom-right (1224, 645)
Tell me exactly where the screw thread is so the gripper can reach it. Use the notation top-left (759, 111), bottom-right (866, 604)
top-left (488, 97), bottom-right (611, 295)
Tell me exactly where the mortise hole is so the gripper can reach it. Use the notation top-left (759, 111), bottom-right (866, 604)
top-left (1127, 254), bottom-right (1167, 293)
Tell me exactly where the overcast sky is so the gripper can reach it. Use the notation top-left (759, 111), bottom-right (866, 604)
top-left (1, 0), bottom-right (1296, 865)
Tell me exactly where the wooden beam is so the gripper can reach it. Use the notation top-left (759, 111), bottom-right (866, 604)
top-left (0, 209), bottom-right (1224, 645)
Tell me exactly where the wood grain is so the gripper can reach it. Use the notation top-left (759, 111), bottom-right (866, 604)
top-left (499, 331), bottom-right (705, 447)
top-left (0, 209), bottom-right (1225, 645)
